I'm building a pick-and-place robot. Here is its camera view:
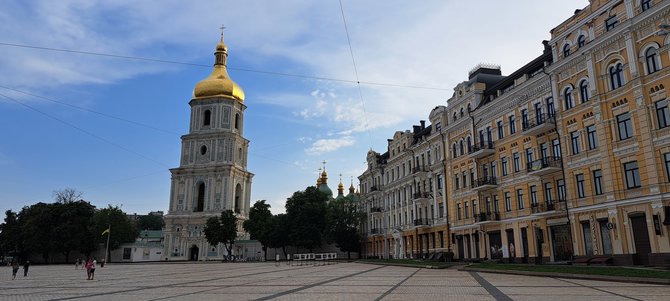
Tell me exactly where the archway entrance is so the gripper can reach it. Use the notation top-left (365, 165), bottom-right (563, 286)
top-left (189, 245), bottom-right (199, 261)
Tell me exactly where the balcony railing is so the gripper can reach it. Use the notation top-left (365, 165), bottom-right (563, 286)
top-left (370, 186), bottom-right (379, 192)
top-left (475, 212), bottom-right (500, 222)
top-left (413, 218), bottom-right (432, 226)
top-left (526, 156), bottom-right (562, 176)
top-left (472, 177), bottom-right (498, 191)
top-left (370, 228), bottom-right (384, 235)
top-left (413, 192), bottom-right (431, 199)
top-left (370, 206), bottom-right (383, 214)
top-left (522, 113), bottom-right (555, 135)
top-left (412, 166), bottom-right (429, 174)
top-left (468, 141), bottom-right (495, 159)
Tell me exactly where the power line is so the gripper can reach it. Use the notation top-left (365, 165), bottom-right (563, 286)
top-left (0, 41), bottom-right (449, 91)
top-left (0, 92), bottom-right (170, 168)
top-left (339, 0), bottom-right (373, 148)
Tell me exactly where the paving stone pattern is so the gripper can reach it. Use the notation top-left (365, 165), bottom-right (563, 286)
top-left (0, 262), bottom-right (666, 300)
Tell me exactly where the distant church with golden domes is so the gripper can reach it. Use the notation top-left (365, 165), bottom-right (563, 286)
top-left (163, 32), bottom-right (253, 261)
top-left (315, 163), bottom-right (359, 201)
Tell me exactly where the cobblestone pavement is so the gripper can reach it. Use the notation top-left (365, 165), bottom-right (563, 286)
top-left (0, 262), bottom-right (667, 300)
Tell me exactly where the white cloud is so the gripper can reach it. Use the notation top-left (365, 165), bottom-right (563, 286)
top-left (305, 136), bottom-right (355, 155)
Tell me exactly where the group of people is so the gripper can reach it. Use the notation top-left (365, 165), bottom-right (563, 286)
top-left (9, 260), bottom-right (29, 280)
top-left (75, 257), bottom-right (97, 280)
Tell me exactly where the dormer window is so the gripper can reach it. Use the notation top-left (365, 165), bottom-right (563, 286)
top-left (563, 44), bottom-right (571, 57)
top-left (641, 0), bottom-right (652, 11)
top-left (577, 35), bottom-right (586, 48)
top-left (605, 16), bottom-right (618, 31)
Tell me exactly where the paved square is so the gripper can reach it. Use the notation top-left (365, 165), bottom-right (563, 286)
top-left (0, 262), bottom-right (666, 300)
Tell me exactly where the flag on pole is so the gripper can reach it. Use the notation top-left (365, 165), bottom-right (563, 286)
top-left (101, 228), bottom-right (110, 236)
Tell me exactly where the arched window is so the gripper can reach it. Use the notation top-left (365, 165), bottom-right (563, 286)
top-left (466, 136), bottom-right (472, 153)
top-left (453, 112), bottom-right (457, 121)
top-left (203, 110), bottom-right (211, 126)
top-left (563, 44), bottom-right (571, 58)
top-left (195, 183), bottom-right (205, 212)
top-left (577, 35), bottom-right (586, 48)
top-left (609, 63), bottom-right (624, 90)
top-left (234, 184), bottom-right (243, 213)
top-left (579, 80), bottom-right (589, 103)
top-left (452, 143), bottom-right (457, 158)
top-left (645, 47), bottom-right (660, 74)
top-left (460, 108), bottom-right (464, 117)
top-left (234, 113), bottom-right (240, 129)
top-left (459, 140), bottom-right (464, 156)
top-left (564, 86), bottom-right (575, 110)
top-left (641, 0), bottom-right (652, 11)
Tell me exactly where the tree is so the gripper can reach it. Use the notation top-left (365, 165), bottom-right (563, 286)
top-left (266, 214), bottom-right (291, 259)
top-left (285, 186), bottom-right (328, 252)
top-left (52, 200), bottom-right (96, 263)
top-left (53, 188), bottom-right (83, 203)
top-left (92, 206), bottom-right (139, 261)
top-left (137, 214), bottom-right (165, 231)
top-left (19, 203), bottom-right (57, 263)
top-left (0, 210), bottom-right (22, 258)
top-left (204, 210), bottom-right (238, 259)
top-left (243, 200), bottom-right (272, 260)
top-left (325, 195), bottom-right (365, 259)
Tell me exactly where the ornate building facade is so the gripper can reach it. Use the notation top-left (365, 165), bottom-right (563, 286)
top-left (359, 0), bottom-right (670, 265)
top-left (163, 36), bottom-right (254, 261)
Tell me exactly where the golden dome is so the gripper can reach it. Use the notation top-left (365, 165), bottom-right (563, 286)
top-left (193, 38), bottom-right (245, 101)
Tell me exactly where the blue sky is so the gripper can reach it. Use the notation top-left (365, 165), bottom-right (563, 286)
top-left (0, 0), bottom-right (587, 215)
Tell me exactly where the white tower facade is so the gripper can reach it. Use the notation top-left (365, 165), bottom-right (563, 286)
top-left (164, 36), bottom-right (253, 261)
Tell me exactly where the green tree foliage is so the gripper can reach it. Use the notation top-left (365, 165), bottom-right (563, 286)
top-left (93, 206), bottom-right (139, 257)
top-left (243, 200), bottom-right (272, 259)
top-left (0, 210), bottom-right (22, 257)
top-left (325, 195), bottom-right (364, 259)
top-left (19, 202), bottom-right (56, 263)
top-left (52, 200), bottom-right (97, 263)
top-left (137, 214), bottom-right (165, 231)
top-left (266, 213), bottom-right (291, 258)
top-left (285, 186), bottom-right (328, 252)
top-left (204, 210), bottom-right (238, 258)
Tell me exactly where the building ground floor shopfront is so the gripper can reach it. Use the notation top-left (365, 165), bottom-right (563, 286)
top-left (363, 225), bottom-right (449, 259)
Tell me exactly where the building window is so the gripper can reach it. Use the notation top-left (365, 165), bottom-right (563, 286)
top-left (646, 47), bottom-right (660, 74)
top-left (593, 169), bottom-right (603, 195)
top-left (609, 63), bottom-right (624, 90)
top-left (513, 152), bottom-right (520, 172)
top-left (547, 97), bottom-right (555, 117)
top-left (460, 140), bottom-right (464, 156)
top-left (530, 185), bottom-right (538, 206)
top-left (502, 157), bottom-right (509, 176)
top-left (656, 99), bottom-right (670, 129)
top-left (616, 112), bottom-right (633, 140)
top-left (605, 15), bottom-right (618, 31)
top-left (587, 125), bottom-right (598, 150)
top-left (579, 80), bottom-right (589, 103)
top-left (570, 131), bottom-right (581, 155)
top-left (576, 174), bottom-right (585, 198)
top-left (497, 120), bottom-right (504, 139)
top-left (493, 195), bottom-right (500, 213)
top-left (641, 0), bottom-right (652, 11)
top-left (462, 172), bottom-right (467, 188)
top-left (552, 139), bottom-right (561, 158)
top-left (563, 44), bottom-right (571, 57)
top-left (464, 202), bottom-right (469, 219)
top-left (544, 182), bottom-right (553, 203)
top-left (452, 144), bottom-right (457, 158)
top-left (582, 222), bottom-right (594, 256)
top-left (491, 161), bottom-right (498, 178)
top-left (557, 179), bottom-right (566, 201)
top-left (624, 161), bottom-right (641, 189)
top-left (540, 143), bottom-right (549, 159)
top-left (516, 189), bottom-right (524, 209)
top-left (234, 113), bottom-right (240, 129)
top-left (509, 115), bottom-right (516, 134)
top-left (457, 203), bottom-right (462, 220)
top-left (525, 148), bottom-right (533, 167)
top-left (504, 192), bottom-right (511, 212)
top-left (472, 200), bottom-right (477, 217)
top-left (665, 153), bottom-right (670, 182)
top-left (577, 35), bottom-right (586, 48)
top-left (521, 109), bottom-right (528, 129)
top-left (203, 109), bottom-right (211, 126)
top-left (564, 87), bottom-right (574, 110)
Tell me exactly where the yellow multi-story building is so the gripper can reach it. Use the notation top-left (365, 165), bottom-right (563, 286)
top-left (548, 0), bottom-right (670, 265)
top-left (359, 0), bottom-right (670, 266)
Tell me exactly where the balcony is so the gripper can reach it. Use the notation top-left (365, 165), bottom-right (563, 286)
top-left (413, 218), bottom-right (432, 228)
top-left (370, 206), bottom-right (384, 216)
top-left (468, 141), bottom-right (495, 159)
top-left (526, 156), bottom-right (562, 176)
top-left (370, 228), bottom-right (384, 236)
top-left (472, 177), bottom-right (498, 192)
top-left (369, 185), bottom-right (382, 194)
top-left (413, 192), bottom-right (432, 206)
top-left (475, 212), bottom-right (500, 223)
top-left (522, 113), bottom-right (555, 136)
top-left (412, 166), bottom-right (429, 177)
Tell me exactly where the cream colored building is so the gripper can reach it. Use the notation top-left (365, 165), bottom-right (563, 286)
top-left (163, 36), bottom-right (253, 261)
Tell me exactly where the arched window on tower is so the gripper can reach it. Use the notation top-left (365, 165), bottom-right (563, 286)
top-left (234, 184), bottom-right (242, 213)
top-left (234, 113), bottom-right (240, 129)
top-left (195, 182), bottom-right (205, 212)
top-left (203, 110), bottom-right (211, 126)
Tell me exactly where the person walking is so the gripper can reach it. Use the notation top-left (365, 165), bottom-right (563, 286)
top-left (11, 260), bottom-right (19, 280)
top-left (22, 261), bottom-right (29, 277)
top-left (89, 257), bottom-right (97, 280)
top-left (85, 258), bottom-right (92, 280)
top-left (75, 258), bottom-right (80, 270)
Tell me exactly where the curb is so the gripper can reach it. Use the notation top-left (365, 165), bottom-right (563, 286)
top-left (459, 267), bottom-right (670, 285)
top-left (357, 261), bottom-right (465, 269)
